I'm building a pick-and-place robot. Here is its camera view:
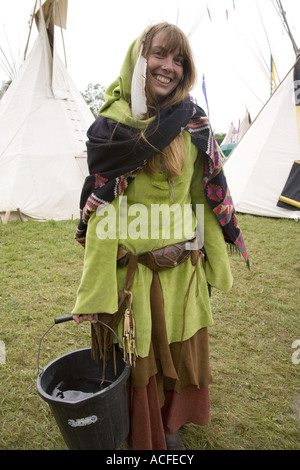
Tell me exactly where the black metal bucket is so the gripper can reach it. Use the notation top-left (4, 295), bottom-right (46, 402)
top-left (36, 316), bottom-right (130, 450)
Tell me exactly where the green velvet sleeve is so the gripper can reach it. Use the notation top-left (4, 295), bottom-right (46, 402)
top-left (190, 152), bottom-right (233, 292)
top-left (72, 211), bottom-right (119, 315)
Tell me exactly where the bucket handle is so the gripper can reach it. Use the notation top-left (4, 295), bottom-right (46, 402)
top-left (37, 315), bottom-right (124, 375)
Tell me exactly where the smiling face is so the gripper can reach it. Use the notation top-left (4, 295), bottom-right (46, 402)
top-left (146, 31), bottom-right (185, 102)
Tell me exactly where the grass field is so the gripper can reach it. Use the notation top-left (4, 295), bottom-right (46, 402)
top-left (0, 214), bottom-right (299, 450)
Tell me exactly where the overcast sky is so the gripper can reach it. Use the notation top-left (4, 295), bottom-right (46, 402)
top-left (1, 0), bottom-right (300, 132)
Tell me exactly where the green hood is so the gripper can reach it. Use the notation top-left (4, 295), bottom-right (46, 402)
top-left (99, 37), bottom-right (155, 129)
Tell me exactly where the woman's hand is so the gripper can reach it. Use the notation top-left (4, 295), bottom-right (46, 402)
top-left (73, 314), bottom-right (98, 325)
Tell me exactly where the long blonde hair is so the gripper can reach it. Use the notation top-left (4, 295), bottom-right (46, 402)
top-left (139, 23), bottom-right (197, 178)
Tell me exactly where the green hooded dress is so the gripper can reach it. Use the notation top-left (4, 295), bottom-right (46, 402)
top-left (72, 38), bottom-right (233, 359)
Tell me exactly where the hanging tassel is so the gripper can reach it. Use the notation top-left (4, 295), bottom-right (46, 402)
top-left (90, 311), bottom-right (124, 387)
top-left (123, 290), bottom-right (138, 366)
top-left (226, 242), bottom-right (241, 257)
top-left (91, 322), bottom-right (108, 387)
top-left (131, 46), bottom-right (148, 120)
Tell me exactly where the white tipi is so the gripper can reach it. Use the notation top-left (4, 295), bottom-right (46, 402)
top-left (0, 0), bottom-right (94, 222)
top-left (224, 56), bottom-right (300, 220)
top-left (221, 110), bottom-right (251, 146)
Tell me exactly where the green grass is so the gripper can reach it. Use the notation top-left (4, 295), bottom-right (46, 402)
top-left (0, 214), bottom-right (299, 450)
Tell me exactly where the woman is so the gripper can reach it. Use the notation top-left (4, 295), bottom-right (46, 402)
top-left (72, 23), bottom-right (248, 450)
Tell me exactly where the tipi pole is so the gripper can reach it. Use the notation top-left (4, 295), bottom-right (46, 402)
top-left (24, 0), bottom-right (38, 61)
top-left (275, 0), bottom-right (299, 57)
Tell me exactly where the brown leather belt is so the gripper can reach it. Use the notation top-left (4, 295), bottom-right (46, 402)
top-left (117, 238), bottom-right (205, 272)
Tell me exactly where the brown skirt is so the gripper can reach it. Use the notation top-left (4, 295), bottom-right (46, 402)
top-left (98, 271), bottom-right (212, 450)
top-left (128, 324), bottom-right (211, 450)
top-left (129, 378), bottom-right (210, 450)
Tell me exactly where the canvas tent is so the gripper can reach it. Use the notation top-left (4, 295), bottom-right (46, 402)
top-left (221, 123), bottom-right (238, 146)
top-left (277, 160), bottom-right (300, 210)
top-left (0, 0), bottom-right (94, 222)
top-left (221, 110), bottom-right (251, 157)
top-left (224, 55), bottom-right (300, 220)
top-left (220, 123), bottom-right (238, 157)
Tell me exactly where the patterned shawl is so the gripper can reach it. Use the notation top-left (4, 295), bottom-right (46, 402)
top-left (75, 38), bottom-right (249, 267)
top-left (75, 96), bottom-right (248, 266)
